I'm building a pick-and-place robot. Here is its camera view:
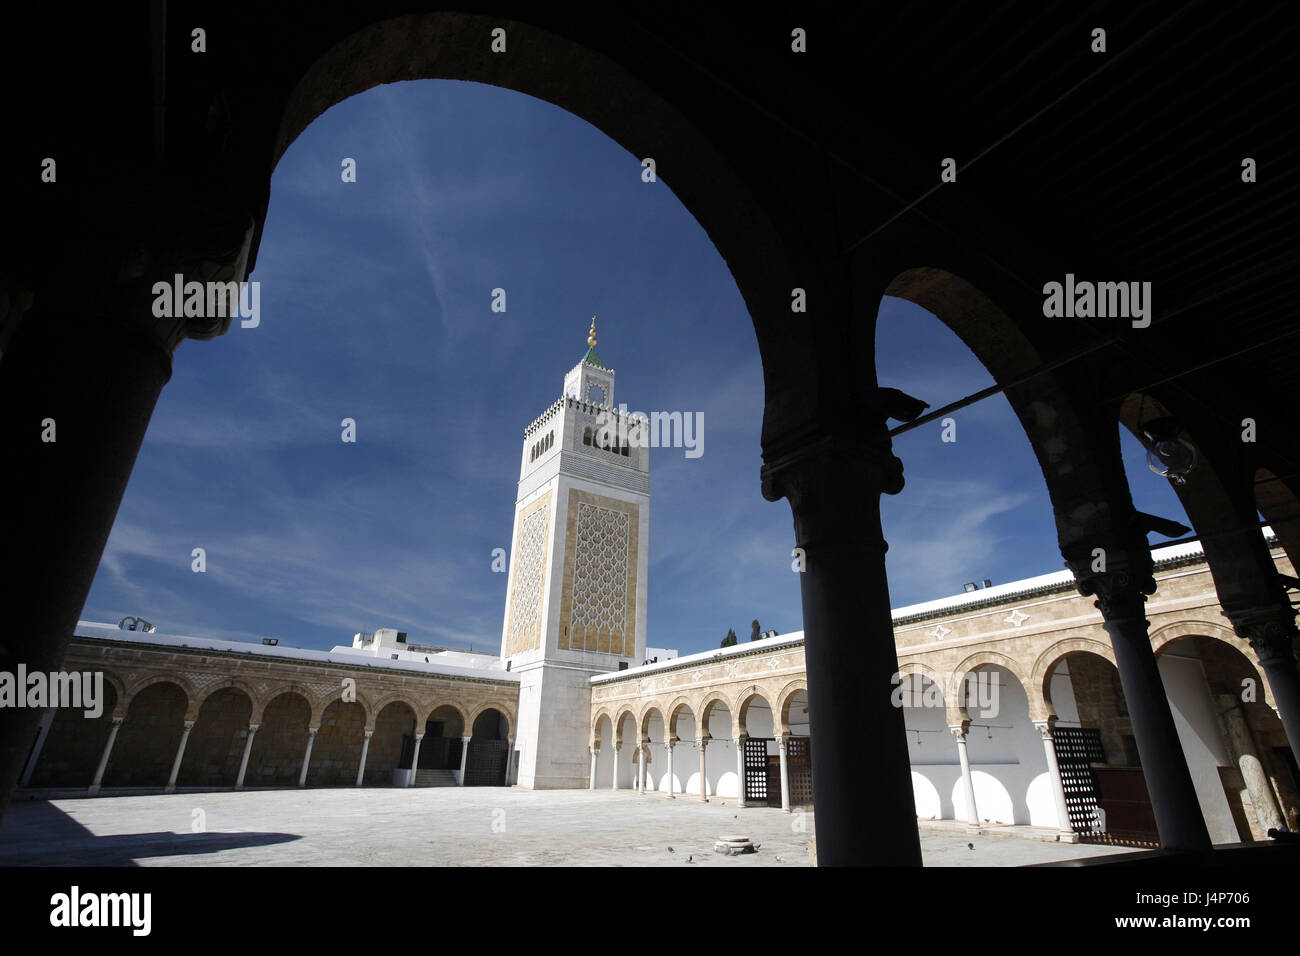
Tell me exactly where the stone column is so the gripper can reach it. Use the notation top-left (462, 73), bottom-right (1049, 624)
top-left (589, 746), bottom-right (598, 789)
top-left (300, 728), bottom-right (319, 788)
top-left (164, 720), bottom-right (194, 793)
top-left (503, 737), bottom-right (514, 786)
top-left (762, 435), bottom-right (922, 864)
top-left (777, 734), bottom-right (792, 813)
top-left (734, 734), bottom-right (747, 807)
top-left (666, 739), bottom-right (676, 798)
top-left (611, 740), bottom-right (621, 791)
top-left (1224, 604), bottom-right (1300, 769)
top-left (88, 716), bottom-right (124, 795)
top-left (1216, 694), bottom-right (1285, 835)
top-left (235, 723), bottom-right (258, 790)
top-left (1070, 548), bottom-right (1211, 852)
top-left (637, 743), bottom-right (646, 793)
top-left (698, 737), bottom-right (710, 802)
top-left (355, 730), bottom-right (373, 787)
top-left (407, 732), bottom-right (422, 787)
top-left (950, 724), bottom-right (980, 826)
top-left (0, 307), bottom-right (173, 816)
top-left (1034, 719), bottom-right (1073, 831)
top-left (459, 736), bottom-right (471, 786)
top-left (19, 709), bottom-right (56, 788)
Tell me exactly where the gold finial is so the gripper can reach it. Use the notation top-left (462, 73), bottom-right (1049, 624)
top-left (587, 316), bottom-right (597, 347)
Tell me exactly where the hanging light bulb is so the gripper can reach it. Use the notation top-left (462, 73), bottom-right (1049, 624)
top-left (1142, 417), bottom-right (1198, 486)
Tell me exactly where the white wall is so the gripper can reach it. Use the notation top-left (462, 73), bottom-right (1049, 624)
top-left (902, 677), bottom-right (957, 820)
top-left (1048, 659), bottom-right (1082, 725)
top-left (1159, 649), bottom-right (1238, 844)
top-left (904, 669), bottom-right (1059, 827)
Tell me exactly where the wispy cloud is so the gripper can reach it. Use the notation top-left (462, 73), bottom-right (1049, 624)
top-left (83, 81), bottom-right (1077, 661)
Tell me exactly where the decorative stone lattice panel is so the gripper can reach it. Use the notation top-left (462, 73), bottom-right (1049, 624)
top-left (571, 505), bottom-right (629, 629)
top-left (505, 492), bottom-right (552, 656)
top-left (559, 490), bottom-right (640, 655)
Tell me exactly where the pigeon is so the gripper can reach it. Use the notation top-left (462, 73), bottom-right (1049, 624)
top-left (687, 855), bottom-right (693, 863)
top-left (775, 855), bottom-right (784, 862)
top-left (967, 843), bottom-right (974, 850)
top-left (667, 846), bottom-right (674, 853)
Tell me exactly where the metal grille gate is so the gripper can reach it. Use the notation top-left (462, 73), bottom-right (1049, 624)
top-left (1051, 726), bottom-right (1105, 834)
top-left (787, 736), bottom-right (813, 806)
top-left (464, 739), bottom-right (508, 786)
top-left (743, 737), bottom-right (770, 803)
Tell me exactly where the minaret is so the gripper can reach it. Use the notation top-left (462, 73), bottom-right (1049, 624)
top-left (500, 318), bottom-right (650, 788)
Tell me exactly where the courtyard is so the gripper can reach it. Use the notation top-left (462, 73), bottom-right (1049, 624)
top-left (0, 788), bottom-right (1126, 867)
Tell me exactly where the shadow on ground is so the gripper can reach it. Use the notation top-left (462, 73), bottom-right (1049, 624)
top-left (0, 800), bottom-right (299, 866)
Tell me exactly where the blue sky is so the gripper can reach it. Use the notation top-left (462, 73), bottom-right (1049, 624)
top-left (81, 80), bottom-right (1190, 656)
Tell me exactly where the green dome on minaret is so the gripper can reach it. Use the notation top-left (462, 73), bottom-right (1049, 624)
top-left (580, 316), bottom-right (606, 368)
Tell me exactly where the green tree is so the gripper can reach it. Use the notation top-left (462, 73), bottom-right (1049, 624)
top-left (721, 628), bottom-right (738, 648)
top-left (750, 619), bottom-right (761, 641)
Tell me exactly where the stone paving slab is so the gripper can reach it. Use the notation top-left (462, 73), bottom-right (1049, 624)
top-left (0, 788), bottom-right (1124, 867)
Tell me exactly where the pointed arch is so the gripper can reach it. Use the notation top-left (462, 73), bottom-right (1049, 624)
top-left (122, 673), bottom-right (196, 716)
top-left (194, 677), bottom-right (263, 720)
top-left (259, 683), bottom-right (322, 726)
top-left (665, 696), bottom-right (696, 739)
top-left (775, 678), bottom-right (810, 735)
top-left (1150, 620), bottom-right (1277, 710)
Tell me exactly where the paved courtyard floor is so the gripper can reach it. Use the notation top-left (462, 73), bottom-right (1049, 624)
top-left (0, 788), bottom-right (1126, 866)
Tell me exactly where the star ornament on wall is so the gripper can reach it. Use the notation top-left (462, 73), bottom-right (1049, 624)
top-left (930, 623), bottom-right (952, 640)
top-left (1005, 609), bottom-right (1029, 627)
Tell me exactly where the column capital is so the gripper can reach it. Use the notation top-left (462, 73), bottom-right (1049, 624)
top-left (777, 735), bottom-right (790, 754)
top-left (110, 715), bottom-right (125, 726)
top-left (733, 733), bottom-right (748, 745)
top-left (362, 729), bottom-right (374, 739)
top-left (181, 720), bottom-right (195, 731)
top-left (761, 434), bottom-right (904, 550)
top-left (664, 737), bottom-right (676, 749)
top-left (1065, 545), bottom-right (1155, 621)
top-left (307, 726), bottom-right (319, 736)
top-left (1033, 718), bottom-right (1056, 739)
top-left (413, 733), bottom-right (424, 741)
top-left (40, 180), bottom-right (260, 356)
top-left (461, 735), bottom-right (473, 743)
top-left (697, 735), bottom-right (711, 747)
top-left (246, 723), bottom-right (260, 733)
top-left (1222, 603), bottom-right (1300, 668)
top-left (948, 722), bottom-right (969, 741)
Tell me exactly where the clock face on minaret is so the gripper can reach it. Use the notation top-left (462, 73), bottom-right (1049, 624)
top-left (500, 318), bottom-right (650, 789)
